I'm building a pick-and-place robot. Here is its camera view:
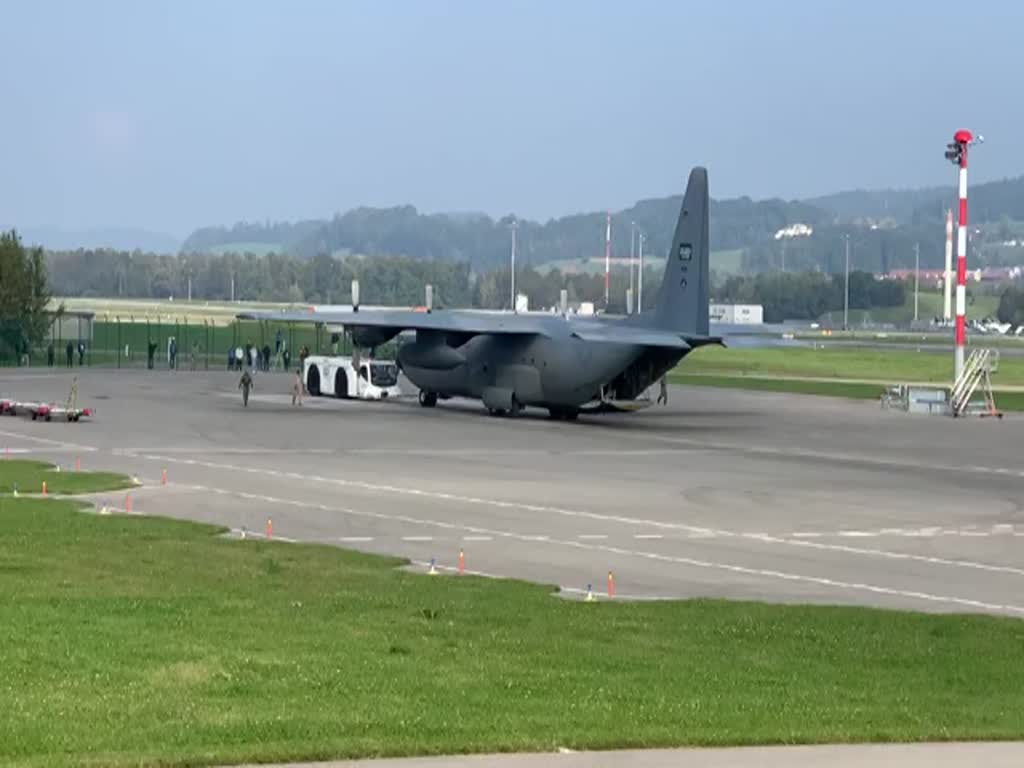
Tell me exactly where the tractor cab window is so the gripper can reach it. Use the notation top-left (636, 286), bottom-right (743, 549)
top-left (370, 362), bottom-right (399, 387)
top-left (358, 364), bottom-right (369, 380)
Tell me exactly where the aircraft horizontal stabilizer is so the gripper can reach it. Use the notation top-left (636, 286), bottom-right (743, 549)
top-left (571, 327), bottom-right (691, 349)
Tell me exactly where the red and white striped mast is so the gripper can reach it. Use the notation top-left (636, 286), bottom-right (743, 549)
top-left (604, 210), bottom-right (612, 307)
top-left (945, 129), bottom-right (980, 382)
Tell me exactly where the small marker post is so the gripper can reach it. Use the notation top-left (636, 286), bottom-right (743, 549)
top-left (266, 518), bottom-right (273, 540)
top-left (74, 456), bottom-right (80, 472)
top-left (607, 570), bottom-right (614, 599)
top-left (12, 483), bottom-right (18, 498)
top-left (161, 468), bottom-right (167, 486)
top-left (124, 493), bottom-right (132, 513)
top-left (428, 557), bottom-right (438, 575)
top-left (240, 526), bottom-right (247, 540)
top-left (41, 480), bottom-right (47, 497)
top-left (585, 583), bottom-right (595, 602)
top-left (458, 549), bottom-right (465, 575)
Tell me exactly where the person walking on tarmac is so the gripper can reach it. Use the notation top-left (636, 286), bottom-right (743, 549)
top-left (291, 368), bottom-right (304, 407)
top-left (238, 367), bottom-right (254, 407)
top-left (657, 375), bottom-right (668, 406)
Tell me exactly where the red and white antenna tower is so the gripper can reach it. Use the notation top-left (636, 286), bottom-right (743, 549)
top-left (604, 211), bottom-right (611, 307)
top-left (944, 129), bottom-right (982, 382)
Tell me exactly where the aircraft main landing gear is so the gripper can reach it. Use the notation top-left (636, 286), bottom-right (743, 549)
top-left (418, 390), bottom-right (438, 408)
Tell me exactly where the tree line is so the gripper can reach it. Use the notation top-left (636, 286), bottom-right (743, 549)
top-left (42, 244), bottom-right (930, 324)
top-left (0, 231), bottom-right (55, 362)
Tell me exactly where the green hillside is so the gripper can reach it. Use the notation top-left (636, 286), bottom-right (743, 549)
top-left (819, 291), bottom-right (1000, 327)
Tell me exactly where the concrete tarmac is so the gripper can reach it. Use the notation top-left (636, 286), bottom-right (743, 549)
top-left (228, 742), bottom-right (1024, 768)
top-left (1, 368), bottom-right (1023, 617)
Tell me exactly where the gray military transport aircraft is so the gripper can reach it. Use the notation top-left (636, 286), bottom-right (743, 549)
top-left (239, 166), bottom-right (721, 420)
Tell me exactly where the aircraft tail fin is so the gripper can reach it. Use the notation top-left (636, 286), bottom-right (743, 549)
top-left (651, 166), bottom-right (710, 336)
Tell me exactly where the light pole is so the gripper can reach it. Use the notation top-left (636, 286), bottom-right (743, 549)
top-left (842, 234), bottom-right (851, 331)
top-left (629, 221), bottom-right (636, 314)
top-left (913, 241), bottom-right (920, 324)
top-left (510, 219), bottom-right (518, 312)
top-left (637, 230), bottom-right (645, 313)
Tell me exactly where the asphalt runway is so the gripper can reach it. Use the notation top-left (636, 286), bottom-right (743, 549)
top-left (2, 366), bottom-right (1024, 618)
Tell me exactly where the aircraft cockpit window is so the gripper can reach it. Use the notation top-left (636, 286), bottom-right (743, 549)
top-left (679, 243), bottom-right (693, 261)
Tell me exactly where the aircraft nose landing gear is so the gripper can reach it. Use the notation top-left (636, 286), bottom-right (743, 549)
top-left (418, 390), bottom-right (438, 408)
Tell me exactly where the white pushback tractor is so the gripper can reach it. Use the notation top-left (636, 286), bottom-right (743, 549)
top-left (303, 355), bottom-right (401, 400)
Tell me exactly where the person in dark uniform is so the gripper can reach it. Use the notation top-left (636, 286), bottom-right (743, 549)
top-left (65, 341), bottom-right (74, 368)
top-left (148, 341), bottom-right (158, 370)
top-left (657, 375), bottom-right (668, 405)
top-left (47, 342), bottom-right (54, 367)
top-left (238, 368), bottom-right (254, 407)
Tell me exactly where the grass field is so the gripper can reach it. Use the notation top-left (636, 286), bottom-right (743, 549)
top-left (0, 460), bottom-right (135, 495)
top-left (819, 292), bottom-right (1001, 327)
top-left (4, 495), bottom-right (1024, 768)
top-left (670, 373), bottom-right (1024, 412)
top-left (682, 345), bottom-right (1024, 387)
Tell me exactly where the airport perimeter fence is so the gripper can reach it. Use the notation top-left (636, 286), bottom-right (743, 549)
top-left (0, 315), bottom-right (398, 372)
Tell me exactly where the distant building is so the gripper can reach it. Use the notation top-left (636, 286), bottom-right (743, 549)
top-left (774, 223), bottom-right (813, 240)
top-left (710, 303), bottom-right (763, 325)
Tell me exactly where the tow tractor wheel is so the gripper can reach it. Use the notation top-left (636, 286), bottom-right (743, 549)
top-left (306, 366), bottom-right (321, 397)
top-left (334, 370), bottom-right (349, 400)
top-left (419, 390), bottom-right (438, 408)
top-left (508, 396), bottom-right (523, 418)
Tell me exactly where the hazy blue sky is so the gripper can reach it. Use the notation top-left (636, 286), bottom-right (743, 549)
top-left (2, 0), bottom-right (1021, 237)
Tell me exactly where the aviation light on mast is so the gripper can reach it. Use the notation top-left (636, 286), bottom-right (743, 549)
top-left (945, 129), bottom-right (982, 383)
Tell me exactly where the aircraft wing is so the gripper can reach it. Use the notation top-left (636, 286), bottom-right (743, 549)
top-left (236, 308), bottom-right (553, 338)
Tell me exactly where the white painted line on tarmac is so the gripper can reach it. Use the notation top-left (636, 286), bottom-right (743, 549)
top-left (639, 432), bottom-right (1024, 481)
top-left (401, 536), bottom-right (433, 542)
top-left (136, 455), bottom-right (1024, 610)
top-left (137, 453), bottom-right (730, 539)
top-left (189, 484), bottom-right (1024, 617)
top-left (0, 429), bottom-right (97, 452)
top-left (578, 534), bottom-right (608, 540)
top-left (634, 534), bottom-right (663, 540)
top-left (462, 535), bottom-right (493, 542)
top-left (792, 532), bottom-right (822, 538)
top-left (339, 536), bottom-right (374, 542)
top-left (743, 533), bottom-right (1024, 578)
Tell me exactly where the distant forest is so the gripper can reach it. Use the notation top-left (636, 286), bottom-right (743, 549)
top-left (42, 245), bottom-right (913, 324)
top-left (178, 175), bottom-right (1024, 274)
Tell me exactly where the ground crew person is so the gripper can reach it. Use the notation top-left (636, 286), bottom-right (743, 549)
top-left (238, 368), bottom-right (254, 407)
top-left (657, 375), bottom-right (668, 405)
top-left (292, 368), bottom-right (304, 407)
top-left (65, 341), bottom-right (74, 368)
top-left (47, 342), bottom-right (54, 367)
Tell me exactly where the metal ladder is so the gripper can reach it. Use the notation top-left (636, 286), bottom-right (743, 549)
top-left (950, 348), bottom-right (1001, 418)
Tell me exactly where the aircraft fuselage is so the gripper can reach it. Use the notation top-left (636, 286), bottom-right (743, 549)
top-left (397, 317), bottom-right (685, 412)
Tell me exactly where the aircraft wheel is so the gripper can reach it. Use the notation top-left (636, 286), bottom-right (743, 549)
top-left (563, 408), bottom-right (579, 422)
top-left (419, 390), bottom-right (438, 408)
